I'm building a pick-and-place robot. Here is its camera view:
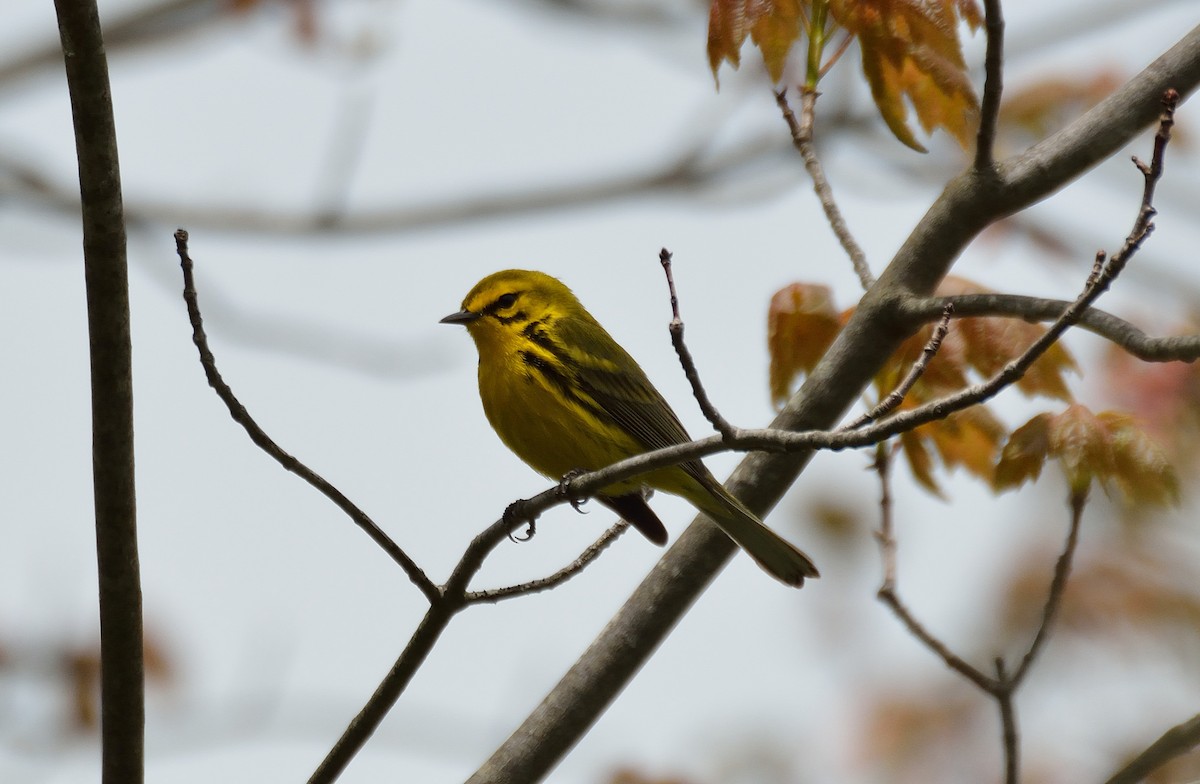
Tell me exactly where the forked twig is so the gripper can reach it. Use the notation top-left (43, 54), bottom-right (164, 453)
top-left (873, 445), bottom-right (998, 693)
top-left (873, 89), bottom-right (1179, 784)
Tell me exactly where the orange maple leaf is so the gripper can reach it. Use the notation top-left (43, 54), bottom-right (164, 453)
top-left (994, 405), bottom-right (1178, 505)
top-left (707, 0), bottom-right (805, 82)
top-left (829, 0), bottom-right (982, 150)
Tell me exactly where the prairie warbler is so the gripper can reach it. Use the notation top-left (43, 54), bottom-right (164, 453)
top-left (441, 269), bottom-right (818, 587)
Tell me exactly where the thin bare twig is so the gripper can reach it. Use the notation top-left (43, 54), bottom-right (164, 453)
top-left (872, 443), bottom-right (898, 592)
top-left (959, 489), bottom-right (1090, 783)
top-left (876, 584), bottom-right (998, 695)
top-left (995, 658), bottom-right (1018, 784)
top-left (310, 603), bottom-right (457, 784)
top-left (464, 523), bottom-right (630, 604)
top-left (311, 494), bottom-right (629, 782)
top-left (974, 0), bottom-right (1006, 171)
top-left (658, 248), bottom-right (736, 440)
top-left (874, 443), bottom-right (997, 692)
top-left (874, 429), bottom-right (1086, 784)
top-left (848, 303), bottom-right (953, 429)
top-left (1010, 492), bottom-right (1086, 685)
top-left (776, 87), bottom-right (875, 290)
top-left (174, 229), bottom-right (441, 604)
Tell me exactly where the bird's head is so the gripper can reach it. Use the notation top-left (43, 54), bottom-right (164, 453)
top-left (440, 269), bottom-right (582, 352)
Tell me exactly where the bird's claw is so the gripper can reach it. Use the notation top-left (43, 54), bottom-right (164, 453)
top-left (508, 520), bottom-right (535, 543)
top-left (557, 469), bottom-right (590, 514)
top-left (503, 500), bottom-right (537, 543)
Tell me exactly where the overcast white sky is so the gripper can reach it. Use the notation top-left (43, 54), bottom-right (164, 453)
top-left (2, 1), bottom-right (1199, 782)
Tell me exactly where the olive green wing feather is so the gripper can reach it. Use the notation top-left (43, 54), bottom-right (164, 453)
top-left (555, 312), bottom-right (819, 586)
top-left (552, 312), bottom-right (713, 486)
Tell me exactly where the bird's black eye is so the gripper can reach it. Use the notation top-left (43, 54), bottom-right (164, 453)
top-left (495, 292), bottom-right (518, 309)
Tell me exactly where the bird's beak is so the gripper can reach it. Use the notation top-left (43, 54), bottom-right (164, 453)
top-left (439, 309), bottom-right (482, 325)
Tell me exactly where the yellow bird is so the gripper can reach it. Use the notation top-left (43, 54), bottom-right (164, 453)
top-left (441, 269), bottom-right (818, 587)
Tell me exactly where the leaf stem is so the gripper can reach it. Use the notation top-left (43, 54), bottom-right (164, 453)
top-left (805, 0), bottom-right (829, 90)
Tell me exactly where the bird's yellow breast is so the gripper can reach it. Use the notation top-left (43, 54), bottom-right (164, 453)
top-left (475, 332), bottom-right (641, 484)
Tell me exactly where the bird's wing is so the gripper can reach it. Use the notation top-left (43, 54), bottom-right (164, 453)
top-left (554, 314), bottom-right (712, 485)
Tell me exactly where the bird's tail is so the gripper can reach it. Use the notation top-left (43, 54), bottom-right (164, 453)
top-left (690, 478), bottom-right (819, 587)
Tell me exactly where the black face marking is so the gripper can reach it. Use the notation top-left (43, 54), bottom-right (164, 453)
top-left (483, 290), bottom-right (527, 324)
top-left (521, 319), bottom-right (557, 351)
top-left (495, 310), bottom-right (529, 325)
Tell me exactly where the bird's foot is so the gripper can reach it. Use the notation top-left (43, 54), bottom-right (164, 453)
top-left (503, 499), bottom-right (536, 543)
top-left (557, 469), bottom-right (590, 513)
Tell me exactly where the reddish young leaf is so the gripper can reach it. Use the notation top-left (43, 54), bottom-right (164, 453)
top-left (994, 405), bottom-right (1177, 505)
top-left (899, 403), bottom-right (1006, 494)
top-left (993, 413), bottom-right (1051, 491)
top-left (1102, 340), bottom-right (1200, 464)
top-left (767, 282), bottom-right (843, 406)
top-left (925, 404), bottom-right (1007, 479)
top-left (870, 277), bottom-right (1074, 492)
top-left (955, 313), bottom-right (1076, 400)
top-left (707, 0), bottom-right (805, 82)
top-left (828, 0), bottom-right (982, 150)
top-left (899, 427), bottom-right (940, 494)
top-left (1046, 404), bottom-right (1113, 496)
top-left (1098, 411), bottom-right (1180, 506)
top-left (753, 0), bottom-right (805, 82)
